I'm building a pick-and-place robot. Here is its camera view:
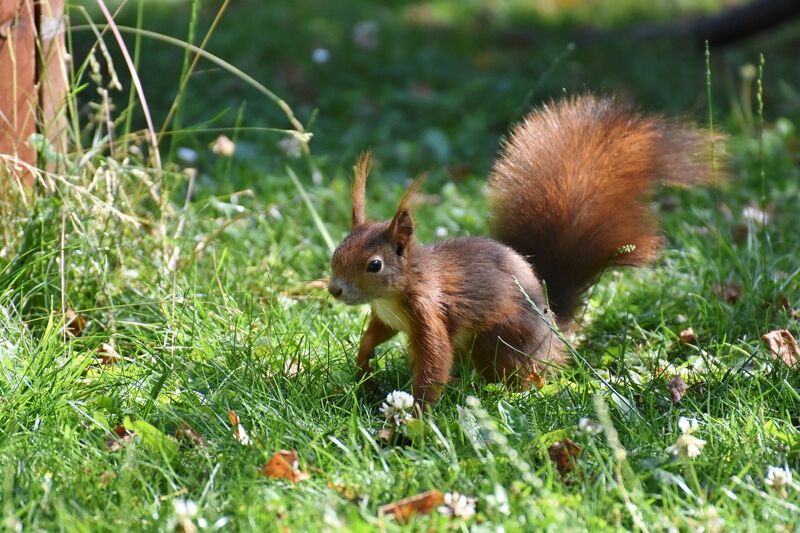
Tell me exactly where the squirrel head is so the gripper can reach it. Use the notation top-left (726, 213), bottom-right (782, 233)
top-left (328, 152), bottom-right (421, 305)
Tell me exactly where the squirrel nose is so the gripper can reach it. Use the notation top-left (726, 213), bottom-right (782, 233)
top-left (328, 283), bottom-right (343, 298)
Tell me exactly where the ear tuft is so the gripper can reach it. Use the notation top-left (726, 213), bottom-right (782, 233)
top-left (351, 151), bottom-right (373, 228)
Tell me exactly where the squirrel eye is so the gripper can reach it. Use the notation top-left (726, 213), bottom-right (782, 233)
top-left (366, 259), bottom-right (382, 273)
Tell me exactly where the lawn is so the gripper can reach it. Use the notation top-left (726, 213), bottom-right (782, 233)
top-left (1, 0), bottom-right (799, 530)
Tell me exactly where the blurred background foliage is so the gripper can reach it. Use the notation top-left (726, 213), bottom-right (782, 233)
top-left (68, 0), bottom-right (800, 189)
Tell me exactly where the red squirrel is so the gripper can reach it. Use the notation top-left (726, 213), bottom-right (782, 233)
top-left (328, 94), bottom-right (722, 404)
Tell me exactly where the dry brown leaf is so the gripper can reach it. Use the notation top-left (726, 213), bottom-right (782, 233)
top-left (771, 294), bottom-right (799, 319)
top-left (378, 489), bottom-right (444, 523)
top-left (679, 328), bottom-right (697, 344)
top-left (525, 367), bottom-right (546, 389)
top-left (105, 425), bottom-right (134, 452)
top-left (304, 278), bottom-right (329, 290)
top-left (548, 438), bottom-right (582, 477)
top-left (263, 450), bottom-right (310, 482)
top-left (282, 278), bottom-right (331, 298)
top-left (712, 282), bottom-right (742, 304)
top-left (761, 329), bottom-right (799, 368)
top-left (376, 427), bottom-right (394, 442)
top-left (176, 423), bottom-right (207, 447)
top-left (65, 309), bottom-right (87, 337)
top-left (668, 375), bottom-right (688, 404)
top-left (98, 342), bottom-right (121, 365)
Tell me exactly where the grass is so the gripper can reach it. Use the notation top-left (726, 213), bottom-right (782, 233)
top-left (1, 0), bottom-right (800, 530)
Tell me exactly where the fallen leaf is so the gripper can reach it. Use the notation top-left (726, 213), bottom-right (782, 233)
top-left (304, 278), bottom-right (329, 290)
top-left (769, 294), bottom-right (799, 319)
top-left (761, 329), bottom-right (799, 367)
top-left (263, 450), bottom-right (310, 482)
top-left (679, 328), bottom-right (697, 344)
top-left (176, 423), bottom-right (207, 447)
top-left (668, 375), bottom-right (688, 404)
top-left (548, 438), bottom-right (581, 477)
top-left (379, 490), bottom-right (444, 523)
top-left (105, 425), bottom-right (134, 452)
top-left (525, 367), bottom-right (546, 389)
top-left (64, 309), bottom-right (87, 337)
top-left (712, 282), bottom-right (742, 304)
top-left (376, 426), bottom-right (394, 442)
top-left (98, 342), bottom-right (121, 365)
top-left (228, 410), bottom-right (251, 446)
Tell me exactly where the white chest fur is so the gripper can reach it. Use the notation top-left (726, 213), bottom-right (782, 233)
top-left (372, 298), bottom-right (411, 333)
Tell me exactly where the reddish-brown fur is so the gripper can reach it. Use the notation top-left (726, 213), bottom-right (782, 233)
top-left (329, 94), bottom-right (723, 404)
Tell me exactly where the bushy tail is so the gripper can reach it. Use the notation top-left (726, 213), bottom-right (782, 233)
top-left (487, 95), bottom-right (723, 321)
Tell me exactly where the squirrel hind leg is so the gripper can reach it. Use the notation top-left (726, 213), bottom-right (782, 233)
top-left (470, 319), bottom-right (566, 386)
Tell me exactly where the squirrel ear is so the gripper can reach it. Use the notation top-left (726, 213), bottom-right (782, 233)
top-left (351, 151), bottom-right (372, 228)
top-left (388, 209), bottom-right (414, 249)
top-left (387, 171), bottom-right (426, 249)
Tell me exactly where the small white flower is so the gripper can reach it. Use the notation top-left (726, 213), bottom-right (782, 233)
top-left (312, 47), bottom-right (330, 64)
top-left (484, 484), bottom-right (510, 515)
top-left (173, 498), bottom-right (198, 518)
top-left (577, 417), bottom-right (603, 436)
top-left (764, 466), bottom-right (793, 496)
top-left (678, 416), bottom-right (699, 434)
top-left (667, 417), bottom-right (706, 459)
top-left (173, 498), bottom-right (199, 533)
top-left (177, 147), bottom-right (198, 164)
top-left (209, 135), bottom-right (235, 157)
top-left (277, 136), bottom-right (302, 159)
top-left (438, 492), bottom-right (477, 518)
top-left (742, 205), bottom-right (770, 226)
top-left (379, 390), bottom-right (415, 426)
top-left (435, 226), bottom-right (448, 238)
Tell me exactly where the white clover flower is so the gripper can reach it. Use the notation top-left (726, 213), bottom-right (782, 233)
top-left (764, 466), bottom-right (793, 497)
top-left (667, 416), bottom-right (706, 459)
top-left (435, 226), bottom-right (448, 238)
top-left (171, 498), bottom-right (207, 532)
top-left (380, 390), bottom-right (415, 426)
top-left (173, 498), bottom-right (198, 519)
top-left (678, 416), bottom-right (699, 434)
top-left (577, 417), bottom-right (603, 436)
top-left (438, 492), bottom-right (477, 518)
top-left (742, 205), bottom-right (769, 226)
